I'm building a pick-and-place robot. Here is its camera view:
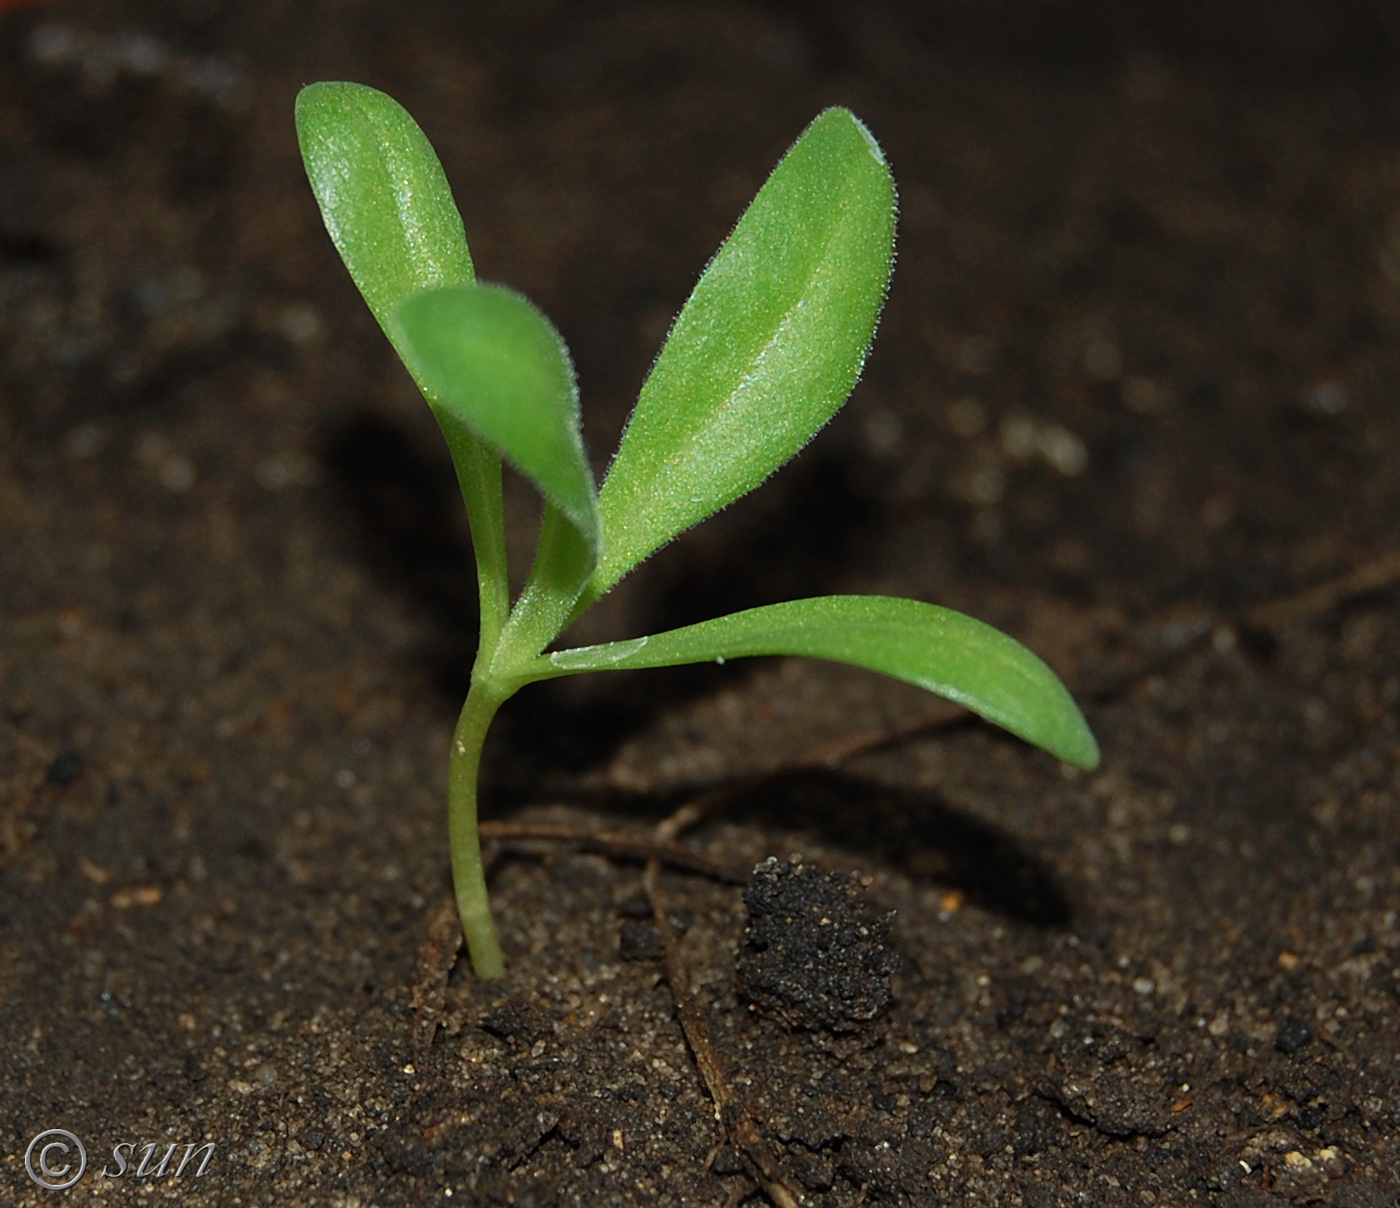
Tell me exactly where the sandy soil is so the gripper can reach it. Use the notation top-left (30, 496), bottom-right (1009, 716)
top-left (2, 2), bottom-right (1399, 1204)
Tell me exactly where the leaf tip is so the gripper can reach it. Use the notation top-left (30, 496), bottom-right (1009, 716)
top-left (294, 79), bottom-right (358, 127)
top-left (811, 106), bottom-right (889, 170)
top-left (851, 112), bottom-right (888, 168)
top-left (1057, 720), bottom-right (1101, 772)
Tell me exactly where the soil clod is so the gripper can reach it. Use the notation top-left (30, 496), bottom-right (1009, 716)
top-left (736, 857), bottom-right (900, 1032)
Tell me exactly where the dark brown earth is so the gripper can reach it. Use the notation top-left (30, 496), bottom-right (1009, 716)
top-left (3, 1), bottom-right (1400, 1204)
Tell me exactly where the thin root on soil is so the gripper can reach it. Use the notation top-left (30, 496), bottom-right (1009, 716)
top-left (644, 802), bottom-right (806, 1208)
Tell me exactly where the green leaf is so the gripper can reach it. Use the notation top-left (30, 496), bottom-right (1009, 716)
top-left (295, 82), bottom-right (475, 339)
top-left (296, 82), bottom-right (512, 638)
top-left (541, 596), bottom-right (1100, 770)
top-left (394, 284), bottom-right (599, 559)
top-left (586, 108), bottom-right (896, 601)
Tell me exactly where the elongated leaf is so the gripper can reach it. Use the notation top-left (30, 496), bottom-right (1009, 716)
top-left (295, 82), bottom-right (474, 338)
top-left (296, 82), bottom-right (511, 633)
top-left (587, 108), bottom-right (896, 600)
top-left (541, 596), bottom-right (1100, 769)
top-left (394, 284), bottom-right (599, 557)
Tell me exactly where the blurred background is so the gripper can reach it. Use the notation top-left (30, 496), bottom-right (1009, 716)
top-left (3, 6), bottom-right (1399, 1204)
top-left (4, 0), bottom-right (1398, 775)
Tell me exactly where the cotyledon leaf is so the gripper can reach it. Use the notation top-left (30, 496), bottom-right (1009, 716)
top-left (297, 82), bottom-right (512, 629)
top-left (539, 596), bottom-right (1100, 770)
top-left (584, 107), bottom-right (896, 602)
top-left (394, 284), bottom-right (599, 559)
top-left (295, 81), bottom-right (474, 343)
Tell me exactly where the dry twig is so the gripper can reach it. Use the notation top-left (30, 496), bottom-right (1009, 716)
top-left (413, 811), bottom-right (749, 1055)
top-left (1245, 549), bottom-right (1400, 630)
top-left (479, 817), bottom-right (747, 883)
top-left (410, 893), bottom-right (466, 1061)
top-left (644, 805), bottom-right (805, 1208)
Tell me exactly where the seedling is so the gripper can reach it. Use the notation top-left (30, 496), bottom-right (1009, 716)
top-left (296, 83), bottom-right (1100, 979)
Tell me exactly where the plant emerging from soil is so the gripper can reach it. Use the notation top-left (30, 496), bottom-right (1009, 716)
top-left (295, 82), bottom-right (1100, 979)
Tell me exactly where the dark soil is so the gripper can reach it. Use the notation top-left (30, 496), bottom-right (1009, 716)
top-left (3, 1), bottom-right (1399, 1205)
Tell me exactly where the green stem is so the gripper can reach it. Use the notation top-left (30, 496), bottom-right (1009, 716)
top-left (447, 681), bottom-right (510, 979)
top-left (452, 434), bottom-right (509, 651)
top-left (447, 503), bottom-right (585, 980)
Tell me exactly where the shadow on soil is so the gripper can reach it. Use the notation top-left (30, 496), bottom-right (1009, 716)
top-left (320, 407), bottom-right (890, 775)
top-left (717, 767), bottom-right (1074, 927)
top-left (514, 764), bottom-right (1075, 930)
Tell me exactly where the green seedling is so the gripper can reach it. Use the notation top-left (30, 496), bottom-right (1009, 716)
top-left (296, 82), bottom-right (1100, 979)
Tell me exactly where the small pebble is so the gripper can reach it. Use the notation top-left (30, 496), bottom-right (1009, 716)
top-left (1275, 1016), bottom-right (1314, 1055)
